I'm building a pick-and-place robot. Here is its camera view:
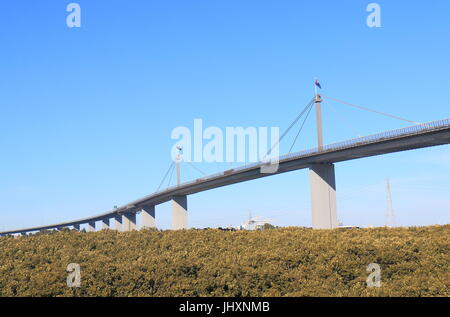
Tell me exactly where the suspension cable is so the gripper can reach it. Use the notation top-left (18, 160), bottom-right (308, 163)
top-left (166, 162), bottom-right (176, 188)
top-left (288, 102), bottom-right (314, 154)
top-left (156, 161), bottom-right (175, 192)
top-left (322, 95), bottom-right (420, 125)
top-left (263, 97), bottom-right (315, 159)
top-left (323, 100), bottom-right (362, 138)
top-left (186, 161), bottom-right (207, 176)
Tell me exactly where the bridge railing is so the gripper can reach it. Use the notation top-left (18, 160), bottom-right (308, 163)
top-left (278, 117), bottom-right (450, 163)
top-left (151, 118), bottom-right (450, 196)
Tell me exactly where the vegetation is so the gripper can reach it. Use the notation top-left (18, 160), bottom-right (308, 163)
top-left (0, 225), bottom-right (448, 297)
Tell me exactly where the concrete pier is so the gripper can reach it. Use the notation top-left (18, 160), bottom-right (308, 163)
top-left (114, 215), bottom-right (122, 231)
top-left (172, 195), bottom-right (187, 230)
top-left (73, 224), bottom-right (80, 231)
top-left (123, 213), bottom-right (137, 231)
top-left (86, 221), bottom-right (96, 232)
top-left (102, 218), bottom-right (110, 230)
top-left (141, 205), bottom-right (156, 229)
top-left (309, 163), bottom-right (338, 229)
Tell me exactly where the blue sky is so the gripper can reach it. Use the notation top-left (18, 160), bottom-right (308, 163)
top-left (0, 0), bottom-right (449, 231)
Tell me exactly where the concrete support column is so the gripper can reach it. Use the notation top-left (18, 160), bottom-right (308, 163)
top-left (102, 218), bottom-right (110, 230)
top-left (123, 213), bottom-right (137, 231)
top-left (309, 163), bottom-right (338, 229)
top-left (86, 221), bottom-right (96, 232)
top-left (141, 205), bottom-right (156, 229)
top-left (114, 215), bottom-right (123, 231)
top-left (172, 195), bottom-right (188, 230)
top-left (73, 224), bottom-right (80, 231)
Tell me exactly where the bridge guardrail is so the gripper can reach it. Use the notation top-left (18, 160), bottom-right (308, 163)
top-left (279, 118), bottom-right (450, 163)
top-left (155, 118), bottom-right (450, 195)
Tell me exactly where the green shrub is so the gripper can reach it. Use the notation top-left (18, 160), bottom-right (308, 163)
top-left (0, 225), bottom-right (448, 297)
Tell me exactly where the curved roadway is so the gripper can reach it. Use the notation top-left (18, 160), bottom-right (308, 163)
top-left (1, 118), bottom-right (450, 235)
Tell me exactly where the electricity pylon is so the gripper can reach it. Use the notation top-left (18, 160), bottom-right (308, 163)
top-left (385, 179), bottom-right (396, 227)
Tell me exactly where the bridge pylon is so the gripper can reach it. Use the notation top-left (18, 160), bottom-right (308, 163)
top-left (123, 213), bottom-right (137, 231)
top-left (141, 205), bottom-right (156, 229)
top-left (86, 221), bottom-right (96, 232)
top-left (309, 163), bottom-right (338, 229)
top-left (309, 87), bottom-right (338, 229)
top-left (315, 93), bottom-right (324, 151)
top-left (172, 195), bottom-right (188, 230)
top-left (101, 218), bottom-right (110, 230)
top-left (114, 215), bottom-right (122, 231)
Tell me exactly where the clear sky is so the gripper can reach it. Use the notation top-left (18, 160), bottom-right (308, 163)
top-left (1, 0), bottom-right (449, 231)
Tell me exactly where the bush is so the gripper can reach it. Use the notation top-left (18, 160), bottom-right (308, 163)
top-left (0, 225), bottom-right (448, 297)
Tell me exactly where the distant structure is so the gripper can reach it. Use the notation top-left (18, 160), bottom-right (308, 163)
top-left (239, 212), bottom-right (273, 230)
top-left (385, 179), bottom-right (396, 227)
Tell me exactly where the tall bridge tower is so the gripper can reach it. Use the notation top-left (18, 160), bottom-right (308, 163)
top-left (309, 93), bottom-right (338, 229)
top-left (172, 145), bottom-right (188, 230)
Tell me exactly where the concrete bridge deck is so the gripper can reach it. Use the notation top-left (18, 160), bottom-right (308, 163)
top-left (1, 118), bottom-right (449, 235)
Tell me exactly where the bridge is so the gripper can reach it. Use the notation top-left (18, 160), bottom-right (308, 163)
top-left (1, 94), bottom-right (449, 235)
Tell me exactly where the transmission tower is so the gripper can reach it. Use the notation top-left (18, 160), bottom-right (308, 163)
top-left (385, 179), bottom-right (396, 227)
